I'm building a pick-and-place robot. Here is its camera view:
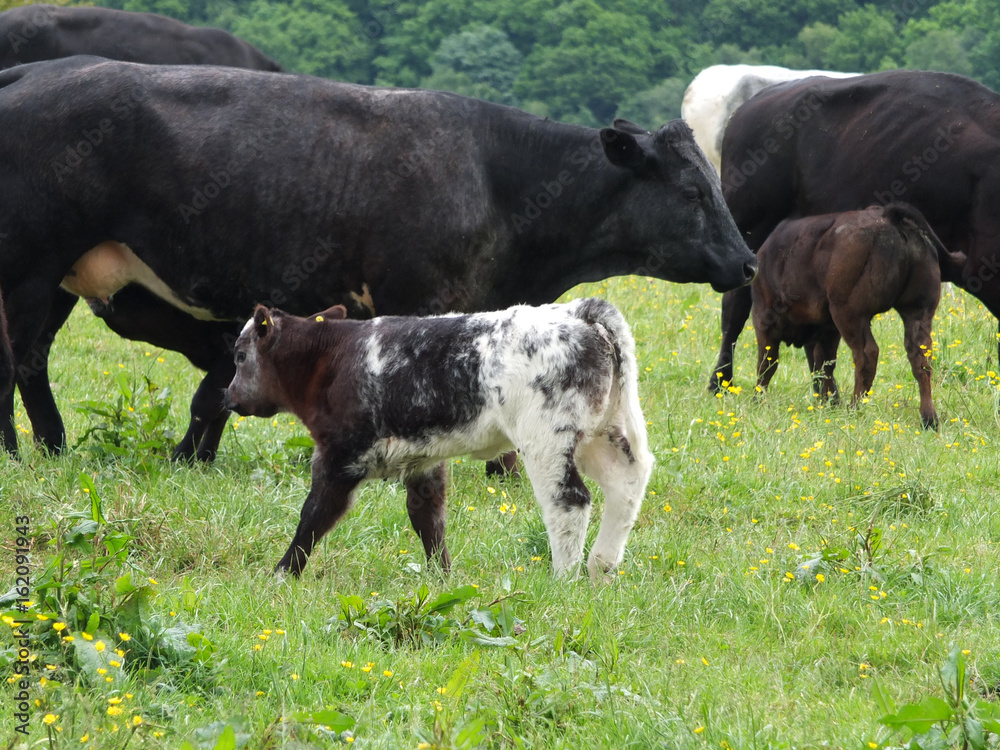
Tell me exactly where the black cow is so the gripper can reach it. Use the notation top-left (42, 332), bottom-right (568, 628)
top-left (709, 70), bottom-right (1000, 390)
top-left (0, 57), bottom-right (756, 456)
top-left (0, 4), bottom-right (281, 70)
top-left (0, 286), bottom-right (12, 400)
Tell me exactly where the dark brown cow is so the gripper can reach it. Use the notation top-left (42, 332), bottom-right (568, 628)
top-left (224, 299), bottom-right (653, 580)
top-left (709, 70), bottom-right (1000, 391)
top-left (752, 204), bottom-right (960, 429)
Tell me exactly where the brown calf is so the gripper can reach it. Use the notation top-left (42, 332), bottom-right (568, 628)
top-left (752, 203), bottom-right (961, 430)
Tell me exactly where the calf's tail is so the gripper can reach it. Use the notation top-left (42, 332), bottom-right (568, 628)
top-left (571, 298), bottom-right (651, 464)
top-left (883, 201), bottom-right (967, 284)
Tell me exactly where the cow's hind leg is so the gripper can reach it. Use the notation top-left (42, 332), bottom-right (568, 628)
top-left (276, 463), bottom-right (359, 577)
top-left (577, 427), bottom-right (654, 580)
top-left (405, 462), bottom-right (450, 572)
top-left (899, 306), bottom-right (938, 430)
top-left (520, 433), bottom-right (593, 578)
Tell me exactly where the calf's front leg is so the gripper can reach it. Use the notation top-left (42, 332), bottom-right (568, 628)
top-left (276, 462), bottom-right (359, 576)
top-left (405, 462), bottom-right (450, 572)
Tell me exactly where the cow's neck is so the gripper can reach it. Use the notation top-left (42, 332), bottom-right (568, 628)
top-left (484, 116), bottom-right (638, 305)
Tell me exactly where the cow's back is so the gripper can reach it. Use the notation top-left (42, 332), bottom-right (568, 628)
top-left (682, 64), bottom-right (856, 171)
top-left (721, 70), bottom-right (1000, 277)
top-left (0, 4), bottom-right (280, 70)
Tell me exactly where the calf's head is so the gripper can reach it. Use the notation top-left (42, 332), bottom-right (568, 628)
top-left (224, 303), bottom-right (348, 417)
top-left (601, 119), bottom-right (756, 292)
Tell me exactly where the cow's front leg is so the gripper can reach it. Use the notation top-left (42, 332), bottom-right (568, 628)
top-left (276, 462), bottom-right (359, 576)
top-left (172, 357), bottom-right (235, 462)
top-left (405, 462), bottom-right (450, 572)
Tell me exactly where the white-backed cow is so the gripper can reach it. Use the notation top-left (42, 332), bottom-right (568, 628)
top-left (224, 298), bottom-right (654, 580)
top-left (681, 64), bottom-right (856, 172)
top-left (0, 57), bottom-right (756, 458)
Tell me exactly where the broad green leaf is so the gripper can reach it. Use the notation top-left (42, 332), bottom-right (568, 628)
top-left (872, 677), bottom-right (897, 717)
top-left (880, 697), bottom-right (954, 734)
top-left (455, 715), bottom-right (490, 748)
top-left (445, 653), bottom-right (481, 700)
top-left (115, 573), bottom-right (138, 596)
top-left (213, 725), bottom-right (236, 750)
top-left (85, 612), bottom-right (101, 635)
top-left (966, 716), bottom-right (986, 750)
top-left (79, 473), bottom-right (106, 524)
top-left (425, 585), bottom-right (479, 614)
top-left (288, 710), bottom-right (355, 732)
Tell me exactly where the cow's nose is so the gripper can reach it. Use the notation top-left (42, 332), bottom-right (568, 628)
top-left (743, 260), bottom-right (758, 281)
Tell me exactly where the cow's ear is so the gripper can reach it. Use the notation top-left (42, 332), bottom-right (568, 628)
top-left (600, 129), bottom-right (647, 171)
top-left (313, 304), bottom-right (348, 322)
top-left (611, 118), bottom-right (649, 136)
top-left (253, 306), bottom-right (273, 338)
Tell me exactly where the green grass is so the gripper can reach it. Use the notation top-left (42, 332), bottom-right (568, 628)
top-left (4, 277), bottom-right (1000, 749)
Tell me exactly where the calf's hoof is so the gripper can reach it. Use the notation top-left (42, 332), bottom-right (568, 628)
top-left (921, 411), bottom-right (939, 431)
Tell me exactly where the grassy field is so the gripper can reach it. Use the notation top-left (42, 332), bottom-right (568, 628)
top-left (3, 276), bottom-right (1000, 749)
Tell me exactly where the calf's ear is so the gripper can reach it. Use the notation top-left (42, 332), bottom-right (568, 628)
top-left (313, 304), bottom-right (348, 322)
top-left (253, 306), bottom-right (274, 339)
top-left (600, 128), bottom-right (647, 171)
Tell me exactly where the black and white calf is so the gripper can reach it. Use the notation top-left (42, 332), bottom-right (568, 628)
top-left (224, 298), bottom-right (654, 580)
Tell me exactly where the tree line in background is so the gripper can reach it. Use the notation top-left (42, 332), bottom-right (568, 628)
top-left (6, 0), bottom-right (1000, 127)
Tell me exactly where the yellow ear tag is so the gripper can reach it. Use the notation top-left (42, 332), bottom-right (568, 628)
top-left (261, 319), bottom-right (267, 326)
top-left (315, 315), bottom-right (324, 322)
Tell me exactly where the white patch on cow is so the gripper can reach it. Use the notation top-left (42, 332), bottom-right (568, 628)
top-left (347, 299), bottom-right (654, 579)
top-left (364, 332), bottom-right (385, 378)
top-left (60, 241), bottom-right (223, 320)
top-left (682, 64), bottom-right (858, 172)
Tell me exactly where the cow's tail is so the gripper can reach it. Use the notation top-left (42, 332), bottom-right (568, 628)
top-left (572, 298), bottom-right (651, 465)
top-left (883, 201), bottom-right (967, 284)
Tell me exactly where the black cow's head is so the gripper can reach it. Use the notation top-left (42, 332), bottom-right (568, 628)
top-left (599, 119), bottom-right (757, 293)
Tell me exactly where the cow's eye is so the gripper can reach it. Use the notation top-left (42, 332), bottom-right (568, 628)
top-left (235, 351), bottom-right (247, 364)
top-left (683, 186), bottom-right (701, 202)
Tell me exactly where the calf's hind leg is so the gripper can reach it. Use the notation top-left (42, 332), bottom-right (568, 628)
top-left (577, 427), bottom-right (654, 579)
top-left (404, 462), bottom-right (451, 572)
top-left (899, 306), bottom-right (938, 430)
top-left (831, 308), bottom-right (879, 408)
top-left (519, 434), bottom-right (593, 577)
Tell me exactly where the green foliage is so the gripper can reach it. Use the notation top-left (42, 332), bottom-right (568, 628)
top-left (423, 24), bottom-right (522, 104)
top-left (228, 0), bottom-right (374, 80)
top-left (614, 77), bottom-right (688, 130)
top-left (875, 646), bottom-right (1000, 749)
top-left (332, 582), bottom-right (525, 648)
top-left (74, 370), bottom-right (174, 460)
top-left (1, 475), bottom-right (215, 694)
